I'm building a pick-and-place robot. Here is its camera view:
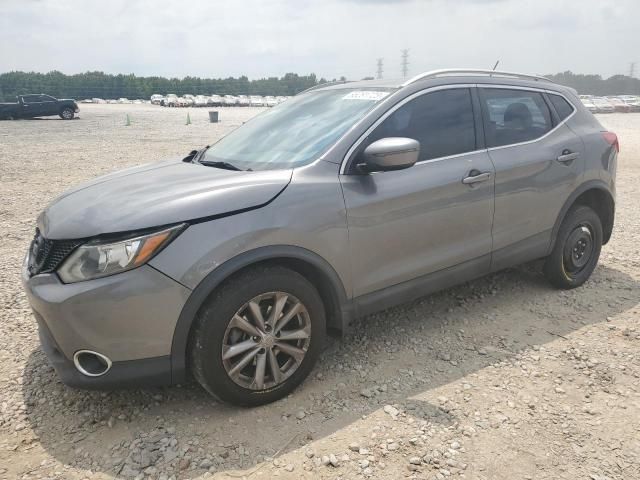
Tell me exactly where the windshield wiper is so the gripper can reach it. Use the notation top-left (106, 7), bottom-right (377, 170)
top-left (198, 160), bottom-right (243, 171)
top-left (183, 145), bottom-right (210, 163)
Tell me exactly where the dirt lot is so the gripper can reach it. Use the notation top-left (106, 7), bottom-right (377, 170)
top-left (1, 104), bottom-right (639, 480)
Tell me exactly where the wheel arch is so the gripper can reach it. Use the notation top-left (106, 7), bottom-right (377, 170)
top-left (549, 181), bottom-right (615, 254)
top-left (169, 245), bottom-right (352, 384)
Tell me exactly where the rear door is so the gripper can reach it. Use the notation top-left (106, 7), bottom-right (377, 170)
top-left (340, 87), bottom-right (495, 298)
top-left (478, 87), bottom-right (584, 269)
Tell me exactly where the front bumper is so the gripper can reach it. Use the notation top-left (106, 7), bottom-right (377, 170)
top-left (36, 312), bottom-right (172, 389)
top-left (22, 260), bottom-right (191, 388)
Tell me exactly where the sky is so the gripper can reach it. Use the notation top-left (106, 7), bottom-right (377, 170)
top-left (1, 0), bottom-right (638, 80)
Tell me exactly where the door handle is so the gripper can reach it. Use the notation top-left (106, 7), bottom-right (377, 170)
top-left (557, 150), bottom-right (580, 165)
top-left (462, 171), bottom-right (492, 185)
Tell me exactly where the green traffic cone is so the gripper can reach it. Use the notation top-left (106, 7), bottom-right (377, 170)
top-left (186, 113), bottom-right (191, 125)
top-left (125, 114), bottom-right (131, 126)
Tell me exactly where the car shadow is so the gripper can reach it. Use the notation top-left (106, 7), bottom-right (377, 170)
top-left (21, 262), bottom-right (640, 478)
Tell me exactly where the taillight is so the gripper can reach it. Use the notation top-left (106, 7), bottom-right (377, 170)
top-left (602, 131), bottom-right (619, 153)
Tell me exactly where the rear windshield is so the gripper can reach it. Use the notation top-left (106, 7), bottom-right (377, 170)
top-left (201, 88), bottom-right (394, 171)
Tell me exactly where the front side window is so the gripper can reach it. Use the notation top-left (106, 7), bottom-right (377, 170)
top-left (201, 87), bottom-right (395, 171)
top-left (363, 88), bottom-right (476, 162)
top-left (480, 88), bottom-right (552, 148)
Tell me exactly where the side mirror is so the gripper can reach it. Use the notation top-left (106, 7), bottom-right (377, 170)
top-left (361, 137), bottom-right (420, 172)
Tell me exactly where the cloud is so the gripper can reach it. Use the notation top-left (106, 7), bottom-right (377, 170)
top-left (0, 0), bottom-right (637, 80)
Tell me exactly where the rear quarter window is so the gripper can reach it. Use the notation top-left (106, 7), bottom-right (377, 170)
top-left (548, 94), bottom-right (575, 121)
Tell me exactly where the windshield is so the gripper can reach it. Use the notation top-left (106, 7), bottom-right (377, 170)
top-left (201, 87), bottom-right (394, 170)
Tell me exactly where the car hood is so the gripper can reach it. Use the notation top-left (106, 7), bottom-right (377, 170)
top-left (38, 159), bottom-right (292, 239)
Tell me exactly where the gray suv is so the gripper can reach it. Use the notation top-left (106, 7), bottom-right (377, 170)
top-left (23, 69), bottom-right (618, 406)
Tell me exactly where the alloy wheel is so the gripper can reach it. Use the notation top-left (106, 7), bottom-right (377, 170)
top-left (221, 292), bottom-right (311, 391)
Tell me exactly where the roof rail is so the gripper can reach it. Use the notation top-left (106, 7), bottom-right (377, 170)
top-left (401, 69), bottom-right (552, 87)
top-left (296, 80), bottom-right (353, 96)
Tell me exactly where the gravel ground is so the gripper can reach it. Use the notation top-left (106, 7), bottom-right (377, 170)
top-left (1, 104), bottom-right (639, 480)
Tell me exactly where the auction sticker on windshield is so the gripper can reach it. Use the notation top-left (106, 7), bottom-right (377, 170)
top-left (342, 91), bottom-right (390, 101)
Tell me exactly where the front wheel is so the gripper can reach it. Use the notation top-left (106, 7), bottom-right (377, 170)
top-left (189, 266), bottom-right (325, 406)
top-left (60, 107), bottom-right (75, 120)
top-left (544, 205), bottom-right (602, 289)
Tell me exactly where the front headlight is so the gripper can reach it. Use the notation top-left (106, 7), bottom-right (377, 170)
top-left (57, 224), bottom-right (185, 283)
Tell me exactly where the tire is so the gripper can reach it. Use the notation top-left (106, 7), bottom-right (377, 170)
top-left (60, 107), bottom-right (74, 120)
top-left (544, 205), bottom-right (602, 289)
top-left (189, 266), bottom-right (326, 406)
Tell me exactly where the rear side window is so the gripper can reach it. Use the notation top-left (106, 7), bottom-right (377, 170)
top-left (548, 94), bottom-right (575, 121)
top-left (366, 88), bottom-right (476, 161)
top-left (480, 88), bottom-right (552, 148)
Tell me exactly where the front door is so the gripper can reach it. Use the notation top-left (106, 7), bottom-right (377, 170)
top-left (340, 87), bottom-right (495, 299)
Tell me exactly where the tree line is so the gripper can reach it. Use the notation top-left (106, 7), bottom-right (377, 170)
top-left (0, 71), bottom-right (329, 101)
top-left (0, 70), bottom-right (638, 102)
top-left (545, 71), bottom-right (640, 96)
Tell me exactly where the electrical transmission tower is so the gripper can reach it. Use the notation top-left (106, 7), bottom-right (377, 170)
top-left (376, 58), bottom-right (384, 79)
top-left (629, 62), bottom-right (636, 78)
top-left (401, 49), bottom-right (409, 78)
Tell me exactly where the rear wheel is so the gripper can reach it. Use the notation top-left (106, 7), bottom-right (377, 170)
top-left (544, 205), bottom-right (602, 289)
top-left (189, 266), bottom-right (325, 406)
top-left (60, 107), bottom-right (74, 120)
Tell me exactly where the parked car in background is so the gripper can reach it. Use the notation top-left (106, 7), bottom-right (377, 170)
top-left (580, 97), bottom-right (598, 114)
top-left (161, 94), bottom-right (178, 107)
top-left (194, 95), bottom-right (208, 107)
top-left (0, 94), bottom-right (79, 120)
top-left (22, 69), bottom-right (618, 406)
top-left (605, 97), bottom-right (631, 113)
top-left (150, 94), bottom-right (164, 105)
top-left (250, 95), bottom-right (265, 107)
top-left (592, 97), bottom-right (615, 113)
top-left (224, 95), bottom-right (239, 106)
top-left (618, 95), bottom-right (640, 112)
top-left (208, 95), bottom-right (223, 107)
top-left (238, 95), bottom-right (251, 107)
top-left (264, 96), bottom-right (279, 107)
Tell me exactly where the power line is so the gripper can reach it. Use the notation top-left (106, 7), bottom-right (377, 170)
top-left (376, 58), bottom-right (384, 79)
top-left (401, 49), bottom-right (409, 79)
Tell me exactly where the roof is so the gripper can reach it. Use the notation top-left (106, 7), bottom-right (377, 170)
top-left (298, 69), bottom-right (573, 96)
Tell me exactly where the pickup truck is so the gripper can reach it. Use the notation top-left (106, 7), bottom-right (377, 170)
top-left (0, 94), bottom-right (79, 120)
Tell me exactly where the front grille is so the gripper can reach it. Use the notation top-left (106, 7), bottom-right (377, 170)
top-left (28, 229), bottom-right (83, 276)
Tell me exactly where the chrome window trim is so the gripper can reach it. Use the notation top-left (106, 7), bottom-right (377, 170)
top-left (478, 85), bottom-right (578, 152)
top-left (339, 84), bottom-right (478, 175)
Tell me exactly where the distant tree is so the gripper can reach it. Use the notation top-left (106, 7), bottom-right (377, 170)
top-left (546, 71), bottom-right (640, 95)
top-left (0, 71), bottom-right (324, 100)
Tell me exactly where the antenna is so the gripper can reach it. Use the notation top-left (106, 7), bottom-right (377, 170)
top-left (492, 60), bottom-right (500, 71)
top-left (376, 58), bottom-right (384, 80)
top-left (401, 49), bottom-right (409, 79)
top-left (629, 62), bottom-right (636, 78)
